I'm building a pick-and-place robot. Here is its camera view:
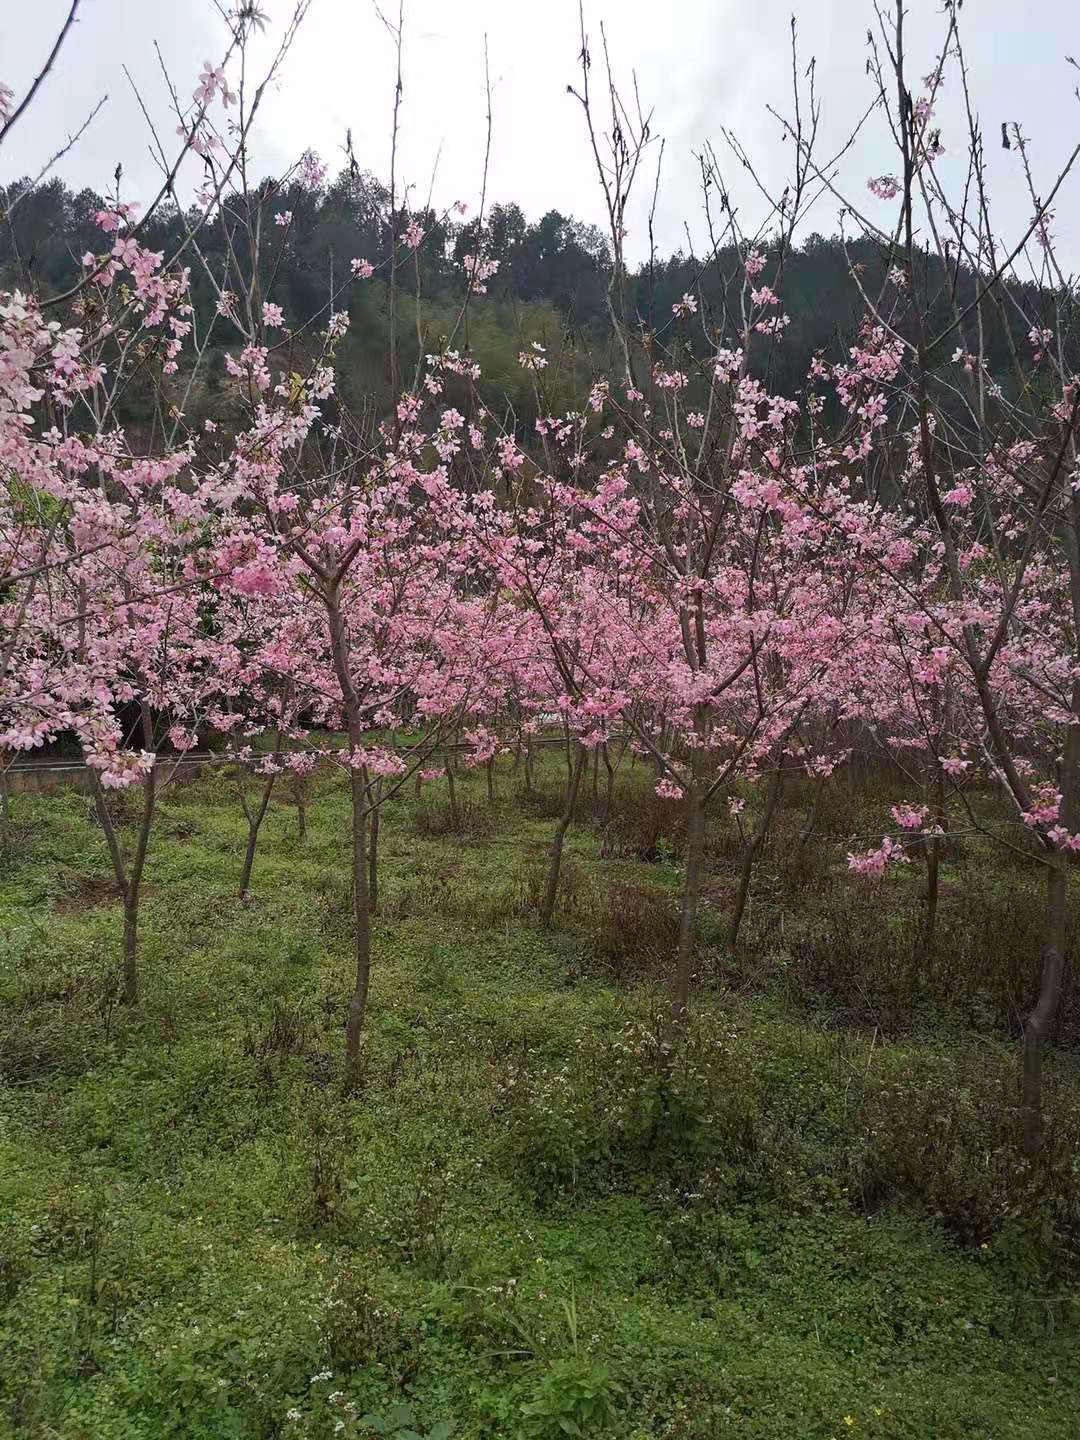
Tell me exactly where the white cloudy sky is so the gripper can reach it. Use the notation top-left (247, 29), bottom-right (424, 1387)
top-left (2, 0), bottom-right (1079, 266)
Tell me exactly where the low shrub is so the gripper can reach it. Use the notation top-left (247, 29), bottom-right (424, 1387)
top-left (319, 1269), bottom-right (422, 1389)
top-left (414, 795), bottom-right (497, 840)
top-left (585, 880), bottom-right (680, 983)
top-left (598, 789), bottom-right (685, 862)
top-left (518, 854), bottom-right (587, 922)
top-left (786, 896), bottom-right (923, 1028)
top-left (520, 1357), bottom-right (622, 1438)
top-left (785, 875), bottom-right (1079, 1038)
top-left (515, 784), bottom-right (578, 822)
top-left (851, 1050), bottom-right (1080, 1255)
top-left (243, 995), bottom-right (311, 1061)
top-left (497, 1013), bottom-right (758, 1196)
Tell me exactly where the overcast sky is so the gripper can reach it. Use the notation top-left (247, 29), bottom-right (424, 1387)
top-left (3, 0), bottom-right (1079, 268)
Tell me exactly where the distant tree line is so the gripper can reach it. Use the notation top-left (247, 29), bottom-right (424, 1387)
top-left (2, 168), bottom-right (1070, 439)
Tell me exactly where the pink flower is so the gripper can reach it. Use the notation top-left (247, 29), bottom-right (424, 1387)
top-left (403, 219), bottom-right (425, 250)
top-left (744, 249), bottom-right (766, 278)
top-left (262, 301), bottom-right (284, 330)
top-left (350, 257), bottom-right (374, 279)
top-left (868, 175), bottom-right (901, 200)
top-left (890, 804), bottom-right (929, 830)
top-left (274, 210), bottom-right (293, 227)
top-left (848, 836), bottom-right (910, 876)
top-left (298, 149), bottom-right (326, 190)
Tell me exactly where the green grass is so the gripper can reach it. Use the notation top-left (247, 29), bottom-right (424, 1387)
top-left (0, 756), bottom-right (1078, 1438)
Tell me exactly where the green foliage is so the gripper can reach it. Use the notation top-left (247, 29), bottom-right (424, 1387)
top-left (519, 1358), bottom-right (621, 1437)
top-left (499, 1012), bottom-right (757, 1195)
top-left (360, 1403), bottom-right (454, 1439)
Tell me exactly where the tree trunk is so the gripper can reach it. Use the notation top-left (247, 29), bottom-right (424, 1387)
top-left (921, 838), bottom-right (940, 965)
top-left (486, 756), bottom-right (495, 803)
top-left (540, 742), bottom-right (587, 927)
top-left (671, 786), bottom-right (706, 1027)
top-left (728, 765), bottom-right (785, 949)
top-left (368, 777), bottom-right (381, 914)
top-left (917, 767), bottom-right (945, 976)
top-left (446, 762), bottom-right (460, 829)
top-left (239, 822), bottom-right (260, 899)
top-left (0, 760), bottom-right (9, 858)
top-left (239, 775), bottom-right (277, 897)
top-left (325, 588), bottom-right (376, 1078)
top-left (795, 771), bottom-right (826, 855)
top-left (1021, 693), bottom-right (1079, 1155)
top-left (601, 743), bottom-right (615, 825)
top-left (524, 739), bottom-right (534, 793)
top-left (122, 895), bottom-right (139, 1006)
top-left (121, 708), bottom-right (157, 1005)
top-left (344, 769), bottom-right (372, 1082)
top-left (1022, 856), bottom-right (1067, 1156)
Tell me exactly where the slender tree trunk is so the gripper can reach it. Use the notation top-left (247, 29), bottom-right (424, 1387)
top-left (794, 772), bottom-right (826, 855)
top-left (239, 823), bottom-right (260, 899)
top-left (91, 736), bottom-right (155, 1007)
top-left (524, 738), bottom-right (534, 793)
top-left (446, 762), bottom-right (460, 829)
top-left (122, 897), bottom-right (139, 1006)
top-left (601, 743), bottom-right (615, 825)
top-left (922, 839), bottom-right (940, 960)
top-left (486, 756), bottom-right (495, 803)
top-left (1022, 857), bottom-right (1067, 1157)
top-left (728, 764), bottom-right (785, 949)
top-left (121, 706), bottom-right (157, 1006)
top-left (1021, 693), bottom-right (1080, 1155)
top-left (918, 761), bottom-right (947, 969)
top-left (90, 772), bottom-right (131, 998)
top-left (540, 742), bottom-right (587, 927)
top-left (368, 777), bottom-right (382, 914)
top-left (344, 769), bottom-right (372, 1081)
top-left (325, 588), bottom-right (375, 1078)
top-left (672, 785), bottom-right (706, 1027)
top-left (0, 759), bottom-right (9, 859)
top-left (238, 772), bottom-right (277, 898)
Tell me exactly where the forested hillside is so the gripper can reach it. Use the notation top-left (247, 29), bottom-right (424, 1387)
top-left (2, 170), bottom-right (1062, 437)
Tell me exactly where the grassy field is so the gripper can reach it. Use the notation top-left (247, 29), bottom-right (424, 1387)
top-left (1, 752), bottom-right (1079, 1439)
